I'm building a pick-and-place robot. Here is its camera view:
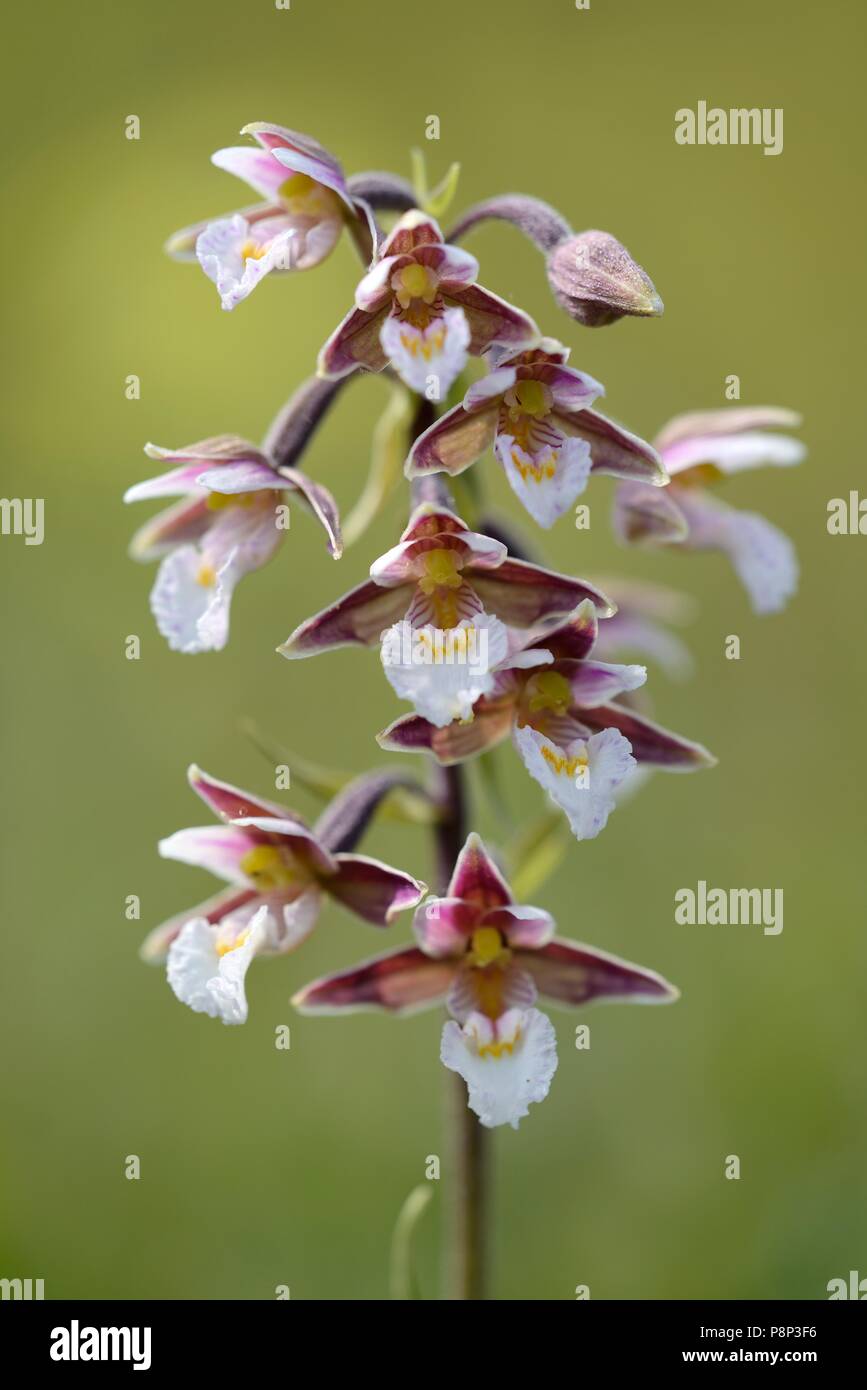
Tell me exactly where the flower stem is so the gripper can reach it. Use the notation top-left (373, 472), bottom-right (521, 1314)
top-left (431, 761), bottom-right (490, 1300)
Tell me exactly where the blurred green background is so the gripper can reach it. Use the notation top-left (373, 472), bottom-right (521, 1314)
top-left (2, 0), bottom-right (865, 1301)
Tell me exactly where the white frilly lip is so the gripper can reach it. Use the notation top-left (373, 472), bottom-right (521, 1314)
top-left (166, 905), bottom-right (271, 1024)
top-left (440, 1006), bottom-right (558, 1129)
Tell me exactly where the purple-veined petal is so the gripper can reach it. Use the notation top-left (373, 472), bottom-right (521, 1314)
top-left (562, 407), bottom-right (666, 486)
top-left (158, 824), bottom-right (259, 885)
top-left (326, 854), bottom-right (426, 925)
top-left (613, 480), bottom-right (689, 544)
top-left (484, 904), bottom-right (555, 950)
top-left (495, 430), bottom-right (592, 529)
top-left (196, 460), bottom-right (283, 494)
top-left (278, 579), bottom-right (412, 656)
top-left (448, 282), bottom-right (539, 354)
top-left (354, 254), bottom-right (405, 311)
top-left (537, 362), bottom-right (605, 414)
top-left (414, 242), bottom-right (479, 291)
top-left (211, 145), bottom-right (294, 200)
top-left (413, 896), bottom-right (480, 958)
top-left (525, 598), bottom-right (599, 661)
top-left (292, 945), bottom-right (456, 1014)
top-left (242, 122), bottom-right (351, 205)
top-left (165, 202), bottom-right (281, 261)
top-left (440, 1006), bottom-right (558, 1130)
top-left (380, 210), bottom-right (444, 258)
top-left (277, 465), bottom-right (343, 558)
top-left (561, 657), bottom-right (647, 707)
top-left (407, 404), bottom-right (498, 479)
top-left (187, 765), bottom-right (294, 822)
top-left (380, 305), bottom-right (470, 396)
top-left (140, 885), bottom-right (260, 964)
top-left (523, 938), bottom-right (679, 1007)
top-left (318, 303), bottom-right (390, 378)
top-left (575, 703), bottom-right (716, 769)
top-left (128, 495), bottom-right (211, 561)
top-left (463, 366), bottom-right (518, 411)
top-left (471, 557), bottom-right (615, 625)
top-left (448, 831), bottom-right (513, 908)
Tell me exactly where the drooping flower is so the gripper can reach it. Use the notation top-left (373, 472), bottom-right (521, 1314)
top-left (318, 210), bottom-right (538, 397)
top-left (589, 577), bottom-right (696, 680)
top-left (407, 340), bottom-right (666, 527)
top-left (613, 407), bottom-right (805, 614)
top-left (166, 123), bottom-right (373, 310)
top-left (293, 833), bottom-right (677, 1128)
top-left (278, 503), bottom-right (614, 727)
top-left (378, 599), bottom-right (715, 840)
top-left (125, 435), bottom-right (341, 654)
top-left (140, 766), bottom-right (425, 1024)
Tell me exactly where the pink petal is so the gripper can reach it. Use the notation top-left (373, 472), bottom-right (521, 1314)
top-left (242, 122), bottom-right (351, 206)
top-left (471, 558), bottom-right (615, 625)
top-left (613, 480), bottom-right (689, 544)
top-left (318, 304), bottom-right (389, 379)
top-left (278, 579), bottom-right (413, 656)
top-left (158, 825), bottom-right (257, 884)
top-left (576, 704), bottom-right (716, 769)
top-left (448, 282), bottom-right (538, 354)
top-left (413, 897), bottom-right (480, 958)
top-left (524, 938), bottom-right (678, 1006)
top-left (407, 401), bottom-right (499, 478)
top-left (525, 599), bottom-right (599, 661)
top-left (278, 466), bottom-right (343, 558)
top-left (378, 696), bottom-right (515, 764)
top-left (327, 854), bottom-right (426, 925)
top-left (483, 904), bottom-right (555, 950)
top-left (128, 495), bottom-right (211, 561)
top-left (380, 211), bottom-right (444, 258)
top-left (448, 832), bottom-right (512, 908)
top-left (211, 146), bottom-right (293, 200)
top-left (292, 946), bottom-right (456, 1014)
top-left (561, 408), bottom-right (666, 486)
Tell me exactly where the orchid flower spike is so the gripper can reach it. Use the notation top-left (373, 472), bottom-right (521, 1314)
top-left (613, 407), bottom-right (806, 614)
top-left (125, 435), bottom-right (341, 654)
top-left (167, 123), bottom-right (375, 310)
top-left (379, 599), bottom-right (714, 841)
top-left (318, 210), bottom-right (538, 397)
top-left (140, 766), bottom-right (425, 1024)
top-left (294, 833), bottom-right (677, 1128)
top-left (278, 503), bottom-right (614, 729)
top-left (407, 338), bottom-right (665, 528)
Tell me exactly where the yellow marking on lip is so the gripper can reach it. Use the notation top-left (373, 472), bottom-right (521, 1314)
top-left (510, 449), bottom-right (558, 483)
top-left (196, 562), bottom-right (217, 588)
top-left (216, 927), bottom-right (250, 958)
top-left (240, 239), bottom-right (267, 262)
top-left (478, 1032), bottom-right (520, 1059)
top-left (541, 745), bottom-right (588, 778)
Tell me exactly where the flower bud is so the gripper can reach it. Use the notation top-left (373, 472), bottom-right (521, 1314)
top-left (547, 230), bottom-right (663, 327)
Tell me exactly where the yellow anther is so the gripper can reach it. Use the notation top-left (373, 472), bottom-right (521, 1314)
top-left (239, 843), bottom-right (297, 891)
top-left (394, 262), bottom-right (438, 309)
top-left (525, 670), bottom-right (573, 715)
top-left (470, 926), bottom-right (504, 966)
top-left (505, 378), bottom-right (552, 421)
top-left (418, 548), bottom-right (463, 594)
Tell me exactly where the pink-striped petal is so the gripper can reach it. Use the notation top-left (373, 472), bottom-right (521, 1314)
top-left (292, 946), bottom-right (456, 1014)
top-left (158, 825), bottom-right (258, 884)
top-left (211, 145), bottom-right (293, 200)
top-left (318, 304), bottom-right (389, 378)
top-left (471, 558), bottom-right (615, 625)
top-left (561, 407), bottom-right (666, 486)
top-left (326, 854), bottom-right (426, 925)
top-left (448, 832), bottom-right (512, 908)
top-left (449, 282), bottom-right (539, 354)
top-left (242, 122), bottom-right (351, 205)
top-left (524, 938), bottom-right (678, 1006)
top-left (380, 211), bottom-right (444, 257)
top-left (483, 904), bottom-right (555, 950)
top-left (278, 579), bottom-right (413, 656)
top-left (613, 480), bottom-right (689, 544)
top-left (413, 897), bottom-right (480, 957)
top-left (561, 657), bottom-right (647, 708)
